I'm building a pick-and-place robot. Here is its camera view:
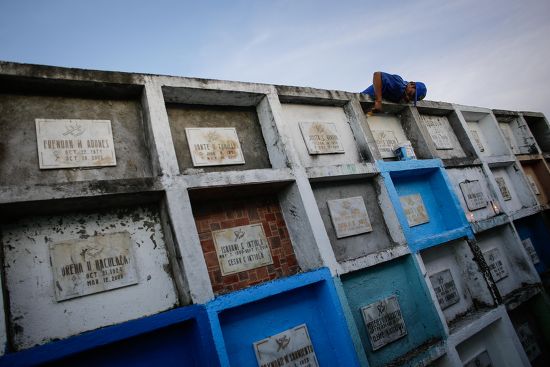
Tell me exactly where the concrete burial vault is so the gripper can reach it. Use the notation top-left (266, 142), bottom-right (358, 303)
top-left (0, 61), bottom-right (549, 367)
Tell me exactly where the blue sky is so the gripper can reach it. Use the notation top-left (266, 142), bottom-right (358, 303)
top-left (1, 0), bottom-right (549, 117)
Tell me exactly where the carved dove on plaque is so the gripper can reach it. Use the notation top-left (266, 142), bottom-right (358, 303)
top-left (361, 295), bottom-right (407, 351)
top-left (299, 122), bottom-right (345, 155)
top-left (185, 127), bottom-right (245, 166)
top-left (399, 194), bottom-right (430, 227)
top-left (327, 196), bottom-right (373, 238)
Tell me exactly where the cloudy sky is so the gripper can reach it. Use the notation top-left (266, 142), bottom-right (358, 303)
top-left (1, 0), bottom-right (549, 116)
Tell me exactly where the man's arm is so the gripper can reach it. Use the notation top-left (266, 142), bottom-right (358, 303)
top-left (372, 71), bottom-right (383, 112)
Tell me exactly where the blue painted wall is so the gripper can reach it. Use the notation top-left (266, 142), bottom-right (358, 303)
top-left (514, 213), bottom-right (550, 274)
top-left (338, 255), bottom-right (446, 367)
top-left (206, 268), bottom-right (360, 367)
top-left (377, 159), bottom-right (472, 251)
top-left (0, 305), bottom-right (219, 367)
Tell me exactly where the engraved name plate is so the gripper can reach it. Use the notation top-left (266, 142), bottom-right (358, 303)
top-left (327, 196), bottom-right (373, 238)
top-left (373, 130), bottom-right (399, 158)
top-left (361, 295), bottom-right (407, 351)
top-left (464, 350), bottom-right (492, 367)
top-left (483, 247), bottom-right (508, 282)
top-left (253, 324), bottom-right (319, 367)
top-left (423, 115), bottom-right (454, 150)
top-left (212, 224), bottom-right (273, 276)
top-left (429, 269), bottom-right (460, 310)
top-left (470, 129), bottom-right (485, 152)
top-left (495, 177), bottom-right (512, 201)
top-left (400, 194), bottom-right (430, 227)
top-left (522, 238), bottom-right (540, 265)
top-left (299, 122), bottom-right (345, 154)
top-left (185, 127), bottom-right (245, 166)
top-left (49, 232), bottom-right (138, 302)
top-left (36, 119), bottom-right (116, 169)
top-left (526, 175), bottom-right (540, 195)
top-left (459, 180), bottom-right (487, 211)
top-left (516, 322), bottom-right (541, 362)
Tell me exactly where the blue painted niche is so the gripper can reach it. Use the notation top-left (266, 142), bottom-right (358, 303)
top-left (206, 267), bottom-right (360, 367)
top-left (336, 254), bottom-right (446, 367)
top-left (0, 305), bottom-right (218, 367)
top-left (514, 213), bottom-right (550, 276)
top-left (377, 159), bottom-right (472, 252)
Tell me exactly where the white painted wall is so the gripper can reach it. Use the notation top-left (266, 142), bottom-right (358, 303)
top-left (460, 111), bottom-right (511, 158)
top-left (365, 114), bottom-right (409, 159)
top-left (280, 104), bottom-right (362, 167)
top-left (490, 167), bottom-right (522, 213)
top-left (446, 167), bottom-right (499, 223)
top-left (1, 205), bottom-right (178, 350)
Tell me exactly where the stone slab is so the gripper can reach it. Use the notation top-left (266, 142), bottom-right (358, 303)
top-left (521, 238), bottom-right (540, 265)
top-left (423, 115), bottom-right (454, 150)
top-left (298, 121), bottom-right (345, 155)
top-left (253, 324), bottom-right (319, 367)
top-left (185, 127), bottom-right (245, 166)
top-left (459, 180), bottom-right (488, 211)
top-left (372, 130), bottom-right (399, 158)
top-left (495, 176), bottom-right (512, 201)
top-left (49, 232), bottom-right (138, 302)
top-left (35, 119), bottom-right (116, 169)
top-left (429, 269), bottom-right (460, 310)
top-left (483, 247), bottom-right (508, 282)
top-left (212, 223), bottom-right (273, 276)
top-left (327, 196), bottom-right (373, 238)
top-left (361, 295), bottom-right (407, 351)
top-left (399, 194), bottom-right (430, 227)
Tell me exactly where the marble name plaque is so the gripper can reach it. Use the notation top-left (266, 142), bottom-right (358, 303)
top-left (327, 196), bottom-right (373, 238)
top-left (253, 324), bottom-right (318, 367)
top-left (49, 232), bottom-right (138, 302)
top-left (400, 194), bottom-right (430, 227)
top-left (373, 130), bottom-right (399, 158)
top-left (212, 223), bottom-right (273, 276)
top-left (423, 116), bottom-right (454, 150)
top-left (522, 238), bottom-right (540, 265)
top-left (459, 180), bottom-right (487, 211)
top-left (464, 350), bottom-right (492, 367)
top-left (526, 175), bottom-right (540, 195)
top-left (470, 129), bottom-right (485, 152)
top-left (495, 177), bottom-right (512, 201)
top-left (483, 247), bottom-right (508, 282)
top-left (185, 127), bottom-right (245, 166)
top-left (299, 121), bottom-right (345, 154)
top-left (429, 269), bottom-right (460, 310)
top-left (35, 119), bottom-right (116, 169)
top-left (361, 295), bottom-right (407, 351)
top-left (516, 322), bottom-right (541, 362)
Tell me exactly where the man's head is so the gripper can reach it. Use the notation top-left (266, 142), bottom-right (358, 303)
top-left (403, 81), bottom-right (427, 105)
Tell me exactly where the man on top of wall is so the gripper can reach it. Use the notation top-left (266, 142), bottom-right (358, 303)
top-left (362, 72), bottom-right (427, 113)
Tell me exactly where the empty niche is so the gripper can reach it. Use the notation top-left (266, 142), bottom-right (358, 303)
top-left (190, 189), bottom-right (300, 295)
top-left (0, 79), bottom-right (152, 186)
top-left (280, 104), bottom-right (362, 167)
top-left (166, 104), bottom-right (271, 173)
top-left (311, 179), bottom-right (398, 262)
top-left (0, 204), bottom-right (179, 351)
top-left (420, 240), bottom-right (495, 333)
top-left (522, 114), bottom-right (550, 154)
top-left (446, 166), bottom-right (500, 223)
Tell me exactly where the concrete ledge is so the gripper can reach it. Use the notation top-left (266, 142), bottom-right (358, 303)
top-left (306, 162), bottom-right (378, 182)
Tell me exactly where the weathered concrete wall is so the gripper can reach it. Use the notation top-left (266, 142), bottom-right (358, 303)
top-left (0, 94), bottom-right (153, 185)
top-left (311, 179), bottom-right (398, 262)
top-left (280, 104), bottom-right (362, 167)
top-left (166, 104), bottom-right (271, 173)
top-left (1, 204), bottom-right (178, 350)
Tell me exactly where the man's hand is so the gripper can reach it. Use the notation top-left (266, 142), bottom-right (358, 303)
top-left (373, 99), bottom-right (383, 112)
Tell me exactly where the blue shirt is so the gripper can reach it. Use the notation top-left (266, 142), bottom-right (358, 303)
top-left (362, 72), bottom-right (407, 103)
